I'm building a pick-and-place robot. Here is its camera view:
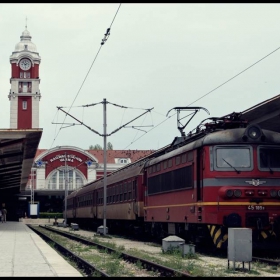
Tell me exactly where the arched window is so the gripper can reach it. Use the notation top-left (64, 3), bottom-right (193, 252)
top-left (47, 168), bottom-right (84, 190)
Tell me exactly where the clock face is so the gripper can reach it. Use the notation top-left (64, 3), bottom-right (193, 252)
top-left (19, 58), bottom-right (31, 70)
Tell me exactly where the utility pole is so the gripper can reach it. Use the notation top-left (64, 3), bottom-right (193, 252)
top-left (57, 99), bottom-right (153, 236)
top-left (30, 167), bottom-right (35, 204)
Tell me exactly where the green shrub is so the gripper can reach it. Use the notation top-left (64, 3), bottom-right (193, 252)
top-left (39, 212), bottom-right (63, 219)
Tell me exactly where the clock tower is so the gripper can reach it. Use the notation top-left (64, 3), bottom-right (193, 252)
top-left (9, 25), bottom-right (41, 129)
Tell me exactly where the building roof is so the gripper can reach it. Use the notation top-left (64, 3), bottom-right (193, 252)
top-left (0, 129), bottom-right (42, 194)
top-left (240, 94), bottom-right (280, 133)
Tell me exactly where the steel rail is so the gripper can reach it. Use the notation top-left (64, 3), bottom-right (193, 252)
top-left (39, 224), bottom-right (193, 277)
top-left (28, 225), bottom-right (110, 277)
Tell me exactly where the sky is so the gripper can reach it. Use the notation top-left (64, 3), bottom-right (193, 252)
top-left (1, 3), bottom-right (280, 151)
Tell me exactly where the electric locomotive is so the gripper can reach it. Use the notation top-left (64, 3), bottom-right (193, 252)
top-left (143, 109), bottom-right (280, 250)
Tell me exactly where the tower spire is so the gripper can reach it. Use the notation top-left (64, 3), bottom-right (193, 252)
top-left (25, 16), bottom-right (27, 29)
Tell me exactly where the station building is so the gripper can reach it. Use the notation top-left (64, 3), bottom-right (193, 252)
top-left (20, 147), bottom-right (153, 214)
top-left (5, 26), bottom-right (153, 218)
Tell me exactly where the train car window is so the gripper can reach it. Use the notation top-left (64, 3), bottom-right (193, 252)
top-left (92, 192), bottom-right (95, 206)
top-left (152, 165), bottom-right (156, 173)
top-left (175, 156), bottom-right (181, 165)
top-left (128, 182), bottom-right (132, 200)
top-left (168, 159), bottom-right (173, 168)
top-left (112, 186), bottom-right (115, 203)
top-left (156, 163), bottom-right (161, 171)
top-left (213, 145), bottom-right (252, 171)
top-left (187, 151), bottom-right (194, 162)
top-left (124, 182), bottom-right (127, 201)
top-left (258, 146), bottom-right (280, 171)
top-left (120, 184), bottom-right (123, 202)
top-left (147, 165), bottom-right (193, 195)
top-left (163, 161), bottom-right (167, 169)
top-left (181, 154), bottom-right (187, 163)
top-left (116, 185), bottom-right (119, 202)
top-left (98, 189), bottom-right (103, 204)
top-left (132, 180), bottom-right (136, 200)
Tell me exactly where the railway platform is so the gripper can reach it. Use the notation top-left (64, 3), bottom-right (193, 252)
top-left (0, 221), bottom-right (83, 277)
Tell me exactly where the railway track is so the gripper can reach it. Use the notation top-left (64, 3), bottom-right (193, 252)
top-left (28, 224), bottom-right (193, 277)
top-left (28, 225), bottom-right (110, 277)
top-left (252, 257), bottom-right (280, 266)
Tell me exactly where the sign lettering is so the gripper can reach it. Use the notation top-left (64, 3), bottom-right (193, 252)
top-left (49, 154), bottom-right (83, 163)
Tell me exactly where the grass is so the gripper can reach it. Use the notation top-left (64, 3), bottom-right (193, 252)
top-left (39, 227), bottom-right (280, 277)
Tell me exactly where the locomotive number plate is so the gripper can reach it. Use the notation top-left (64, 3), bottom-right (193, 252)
top-left (247, 205), bottom-right (265, 210)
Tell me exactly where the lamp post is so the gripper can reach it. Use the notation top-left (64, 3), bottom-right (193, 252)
top-left (64, 153), bottom-right (69, 226)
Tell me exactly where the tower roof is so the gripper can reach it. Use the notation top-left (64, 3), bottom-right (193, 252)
top-left (10, 27), bottom-right (41, 61)
top-left (15, 27), bottom-right (37, 52)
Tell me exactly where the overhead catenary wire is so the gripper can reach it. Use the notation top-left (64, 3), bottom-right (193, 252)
top-left (187, 45), bottom-right (280, 106)
top-left (50, 3), bottom-right (122, 149)
top-left (123, 44), bottom-right (280, 149)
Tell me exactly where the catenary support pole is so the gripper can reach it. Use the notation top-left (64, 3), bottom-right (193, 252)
top-left (56, 99), bottom-right (153, 235)
top-left (103, 98), bottom-right (107, 235)
top-left (64, 153), bottom-right (68, 226)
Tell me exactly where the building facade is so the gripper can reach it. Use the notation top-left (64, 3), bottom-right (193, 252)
top-left (21, 147), bottom-right (153, 213)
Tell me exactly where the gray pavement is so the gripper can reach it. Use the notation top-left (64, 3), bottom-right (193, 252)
top-left (0, 221), bottom-right (83, 277)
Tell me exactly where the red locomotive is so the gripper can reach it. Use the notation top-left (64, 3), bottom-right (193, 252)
top-left (66, 108), bottom-right (280, 250)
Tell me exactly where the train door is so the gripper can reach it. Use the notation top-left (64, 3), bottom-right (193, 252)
top-left (196, 147), bottom-right (204, 201)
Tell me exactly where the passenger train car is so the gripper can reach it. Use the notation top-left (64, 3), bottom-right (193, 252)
top-left (65, 109), bottom-right (280, 250)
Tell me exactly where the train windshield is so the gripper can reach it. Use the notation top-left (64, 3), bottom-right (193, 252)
top-left (215, 146), bottom-right (251, 170)
top-left (258, 146), bottom-right (280, 170)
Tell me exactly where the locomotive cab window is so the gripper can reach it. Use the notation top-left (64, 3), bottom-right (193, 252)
top-left (213, 145), bottom-right (253, 171)
top-left (258, 146), bottom-right (280, 171)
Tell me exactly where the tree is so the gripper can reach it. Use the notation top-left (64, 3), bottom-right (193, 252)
top-left (89, 142), bottom-right (113, 150)
top-left (89, 144), bottom-right (102, 150)
top-left (107, 142), bottom-right (113, 150)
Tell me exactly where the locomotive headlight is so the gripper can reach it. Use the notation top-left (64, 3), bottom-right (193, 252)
top-left (243, 124), bottom-right (265, 141)
top-left (234, 189), bottom-right (242, 197)
top-left (247, 125), bottom-right (261, 139)
top-left (270, 190), bottom-right (277, 197)
top-left (226, 189), bottom-right (234, 197)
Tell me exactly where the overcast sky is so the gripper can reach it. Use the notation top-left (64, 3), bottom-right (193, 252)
top-left (1, 3), bottom-right (280, 151)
